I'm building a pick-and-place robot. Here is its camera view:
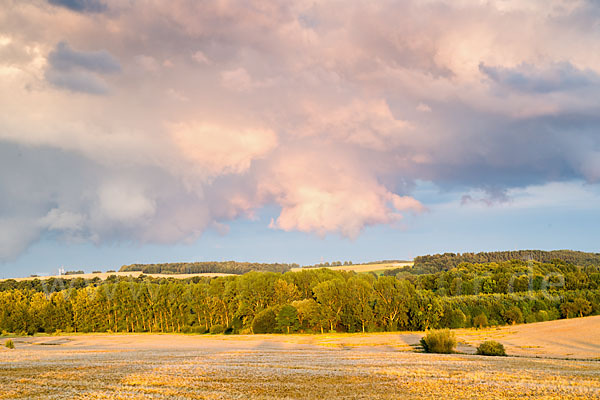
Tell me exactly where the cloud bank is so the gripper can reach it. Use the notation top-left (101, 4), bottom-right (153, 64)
top-left (0, 0), bottom-right (599, 260)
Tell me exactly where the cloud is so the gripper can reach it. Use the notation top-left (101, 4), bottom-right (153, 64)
top-left (479, 62), bottom-right (600, 93)
top-left (1, 0), bottom-right (600, 261)
top-left (257, 147), bottom-right (424, 238)
top-left (170, 122), bottom-right (278, 178)
top-left (47, 0), bottom-right (107, 13)
top-left (45, 41), bottom-right (120, 94)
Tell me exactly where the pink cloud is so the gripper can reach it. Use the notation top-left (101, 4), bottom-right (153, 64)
top-left (258, 148), bottom-right (424, 238)
top-left (170, 122), bottom-right (278, 178)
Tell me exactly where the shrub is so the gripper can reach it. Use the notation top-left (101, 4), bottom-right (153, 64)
top-left (536, 310), bottom-right (549, 322)
top-left (209, 324), bottom-right (225, 334)
top-left (420, 329), bottom-right (456, 354)
top-left (181, 325), bottom-right (192, 334)
top-left (504, 306), bottom-right (523, 325)
top-left (252, 308), bottom-right (277, 334)
top-left (473, 313), bottom-right (488, 329)
top-left (5, 339), bottom-right (14, 349)
top-left (476, 340), bottom-right (506, 356)
top-left (446, 309), bottom-right (466, 329)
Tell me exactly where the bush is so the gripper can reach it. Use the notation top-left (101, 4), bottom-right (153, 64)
top-left (5, 339), bottom-right (14, 349)
top-left (473, 313), bottom-right (488, 329)
top-left (504, 306), bottom-right (523, 325)
top-left (446, 309), bottom-right (466, 329)
top-left (476, 340), bottom-right (506, 356)
top-left (252, 308), bottom-right (277, 334)
top-left (420, 329), bottom-right (456, 354)
top-left (209, 324), bottom-right (225, 334)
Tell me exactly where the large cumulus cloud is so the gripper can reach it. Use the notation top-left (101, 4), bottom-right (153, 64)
top-left (0, 0), bottom-right (599, 260)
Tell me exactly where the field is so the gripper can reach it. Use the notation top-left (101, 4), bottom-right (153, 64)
top-left (1, 317), bottom-right (599, 399)
top-left (291, 261), bottom-right (413, 273)
top-left (2, 262), bottom-right (412, 281)
top-left (0, 271), bottom-right (235, 282)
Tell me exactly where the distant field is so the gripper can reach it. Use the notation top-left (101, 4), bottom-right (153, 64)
top-left (1, 262), bottom-right (413, 281)
top-left (1, 271), bottom-right (235, 282)
top-left (291, 261), bottom-right (413, 273)
top-left (1, 317), bottom-right (598, 399)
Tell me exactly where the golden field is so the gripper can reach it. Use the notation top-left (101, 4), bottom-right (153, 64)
top-left (291, 262), bottom-right (413, 273)
top-left (0, 271), bottom-right (235, 282)
top-left (1, 316), bottom-right (599, 399)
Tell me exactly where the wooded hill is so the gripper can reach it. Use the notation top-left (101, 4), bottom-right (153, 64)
top-left (1, 258), bottom-right (599, 335)
top-left (119, 261), bottom-right (299, 275)
top-left (409, 250), bottom-right (600, 274)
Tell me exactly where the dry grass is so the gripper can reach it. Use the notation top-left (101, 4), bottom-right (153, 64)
top-left (1, 317), bottom-right (600, 399)
top-left (291, 262), bottom-right (413, 273)
top-left (457, 315), bottom-right (600, 359)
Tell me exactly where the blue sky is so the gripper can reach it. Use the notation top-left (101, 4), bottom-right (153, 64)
top-left (1, 0), bottom-right (600, 277)
top-left (3, 180), bottom-right (598, 278)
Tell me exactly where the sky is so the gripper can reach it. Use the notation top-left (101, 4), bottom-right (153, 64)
top-left (1, 0), bottom-right (600, 278)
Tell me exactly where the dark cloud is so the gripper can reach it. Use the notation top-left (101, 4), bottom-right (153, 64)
top-left (45, 41), bottom-right (120, 94)
top-left (47, 0), bottom-right (107, 13)
top-left (45, 69), bottom-right (110, 94)
top-left (48, 41), bottom-right (120, 74)
top-left (479, 62), bottom-right (600, 93)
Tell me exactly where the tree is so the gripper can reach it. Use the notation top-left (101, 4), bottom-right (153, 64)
top-left (292, 298), bottom-right (321, 333)
top-left (313, 279), bottom-right (348, 332)
top-left (560, 297), bottom-right (592, 318)
top-left (409, 291), bottom-right (443, 331)
top-left (273, 279), bottom-right (300, 305)
top-left (347, 276), bottom-right (374, 333)
top-left (276, 305), bottom-right (299, 334)
top-left (252, 308), bottom-right (277, 334)
top-left (373, 277), bottom-right (413, 331)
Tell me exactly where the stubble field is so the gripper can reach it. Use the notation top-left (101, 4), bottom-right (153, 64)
top-left (1, 317), bottom-right (599, 399)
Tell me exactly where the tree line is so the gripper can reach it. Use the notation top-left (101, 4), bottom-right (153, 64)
top-left (119, 261), bottom-right (299, 275)
top-left (385, 259), bottom-right (600, 296)
top-left (410, 250), bottom-right (600, 274)
top-left (1, 262), bottom-right (599, 336)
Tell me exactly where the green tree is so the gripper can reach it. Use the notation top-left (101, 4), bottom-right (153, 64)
top-left (276, 305), bottom-right (299, 334)
top-left (252, 308), bottom-right (277, 334)
top-left (347, 276), bottom-right (374, 333)
top-left (313, 279), bottom-right (348, 332)
top-left (373, 277), bottom-right (413, 331)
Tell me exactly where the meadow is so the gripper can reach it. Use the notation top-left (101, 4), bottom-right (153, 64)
top-left (1, 316), bottom-right (599, 399)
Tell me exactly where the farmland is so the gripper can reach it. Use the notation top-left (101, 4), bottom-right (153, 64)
top-left (1, 316), bottom-right (599, 399)
top-left (291, 261), bottom-right (413, 273)
top-left (0, 271), bottom-right (234, 283)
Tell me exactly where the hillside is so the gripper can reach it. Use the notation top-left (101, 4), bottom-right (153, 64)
top-left (412, 250), bottom-right (600, 273)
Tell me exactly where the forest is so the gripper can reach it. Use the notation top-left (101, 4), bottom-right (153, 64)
top-left (410, 250), bottom-right (600, 273)
top-left (1, 258), bottom-right (600, 335)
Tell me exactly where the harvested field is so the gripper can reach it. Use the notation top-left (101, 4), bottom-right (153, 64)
top-left (291, 262), bottom-right (413, 273)
top-left (0, 271), bottom-right (235, 282)
top-left (1, 317), bottom-right (599, 399)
